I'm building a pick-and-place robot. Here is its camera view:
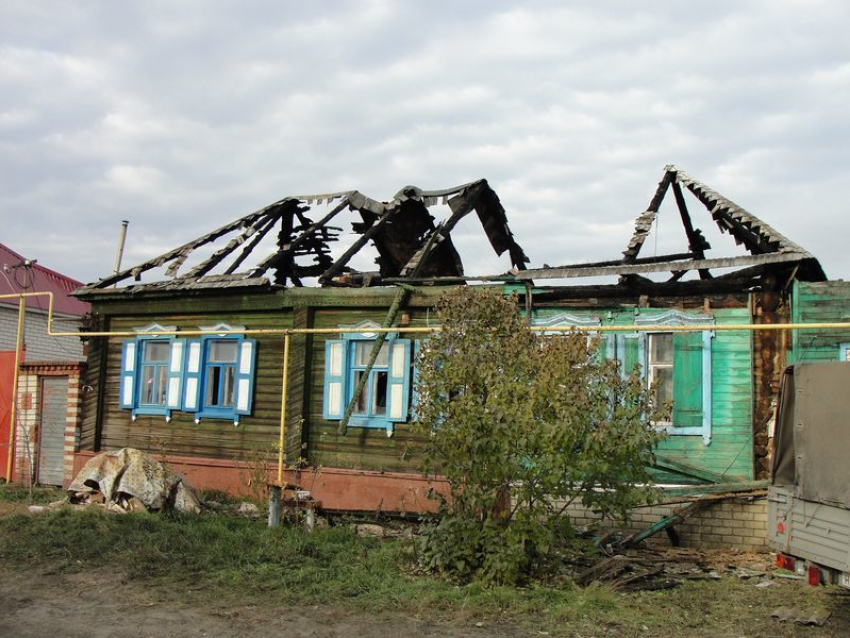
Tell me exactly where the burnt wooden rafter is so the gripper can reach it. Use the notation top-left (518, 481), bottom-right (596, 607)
top-left (78, 179), bottom-right (529, 294)
top-left (672, 166), bottom-right (812, 257)
top-left (616, 165), bottom-right (821, 282)
top-left (671, 181), bottom-right (711, 280)
top-left (184, 208), bottom-right (287, 280)
top-left (621, 170), bottom-right (674, 263)
top-left (85, 202), bottom-right (284, 290)
top-left (224, 214), bottom-right (281, 275)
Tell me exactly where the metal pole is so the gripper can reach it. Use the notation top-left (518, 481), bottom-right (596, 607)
top-left (277, 331), bottom-right (290, 486)
top-left (6, 296), bottom-right (26, 482)
top-left (113, 220), bottom-right (129, 278)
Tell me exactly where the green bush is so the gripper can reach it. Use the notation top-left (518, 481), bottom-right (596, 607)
top-left (414, 288), bottom-right (665, 584)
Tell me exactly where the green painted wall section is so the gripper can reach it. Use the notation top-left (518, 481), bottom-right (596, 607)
top-left (791, 281), bottom-right (850, 363)
top-left (531, 307), bottom-right (754, 482)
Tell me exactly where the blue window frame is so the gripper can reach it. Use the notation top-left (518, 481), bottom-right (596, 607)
top-left (203, 339), bottom-right (239, 412)
top-left (348, 340), bottom-right (391, 426)
top-left (138, 339), bottom-right (170, 409)
top-left (119, 323), bottom-right (256, 425)
top-left (323, 322), bottom-right (412, 437)
top-left (183, 325), bottom-right (257, 424)
top-left (119, 324), bottom-right (184, 420)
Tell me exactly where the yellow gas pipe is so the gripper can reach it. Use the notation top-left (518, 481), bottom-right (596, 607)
top-left (5, 296), bottom-right (26, 482)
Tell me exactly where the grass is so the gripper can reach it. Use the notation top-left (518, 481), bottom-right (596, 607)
top-left (0, 505), bottom-right (842, 637)
top-left (0, 483), bottom-right (65, 505)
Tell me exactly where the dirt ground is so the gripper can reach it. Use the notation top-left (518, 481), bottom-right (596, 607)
top-left (2, 494), bottom-right (850, 638)
top-left (4, 564), bottom-right (850, 638)
top-left (0, 567), bottom-right (531, 638)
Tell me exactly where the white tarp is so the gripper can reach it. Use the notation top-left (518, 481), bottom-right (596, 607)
top-left (68, 448), bottom-right (202, 513)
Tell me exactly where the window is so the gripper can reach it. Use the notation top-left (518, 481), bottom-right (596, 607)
top-left (647, 333), bottom-right (673, 416)
top-left (120, 324), bottom-right (184, 419)
top-left (204, 340), bottom-right (238, 410)
top-left (323, 322), bottom-right (413, 436)
top-left (139, 340), bottom-right (170, 407)
top-left (351, 341), bottom-right (390, 419)
top-left (635, 311), bottom-right (714, 445)
top-left (119, 323), bottom-right (257, 424)
top-left (183, 326), bottom-right (257, 424)
top-left (840, 343), bottom-right (850, 362)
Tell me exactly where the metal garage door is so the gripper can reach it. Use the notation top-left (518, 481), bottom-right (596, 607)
top-left (38, 376), bottom-right (67, 486)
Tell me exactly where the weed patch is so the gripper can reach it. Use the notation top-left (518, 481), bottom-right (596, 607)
top-left (0, 483), bottom-right (64, 505)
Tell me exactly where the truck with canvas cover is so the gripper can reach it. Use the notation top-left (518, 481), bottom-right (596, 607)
top-left (768, 362), bottom-right (850, 587)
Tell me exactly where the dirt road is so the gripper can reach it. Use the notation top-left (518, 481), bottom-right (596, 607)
top-left (0, 567), bottom-right (530, 638)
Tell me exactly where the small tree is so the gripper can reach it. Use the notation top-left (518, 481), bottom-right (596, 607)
top-left (414, 287), bottom-right (665, 584)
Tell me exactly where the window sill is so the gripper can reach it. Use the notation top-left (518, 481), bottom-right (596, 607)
top-left (133, 407), bottom-right (169, 417)
top-left (345, 416), bottom-right (398, 437)
top-left (195, 409), bottom-right (241, 424)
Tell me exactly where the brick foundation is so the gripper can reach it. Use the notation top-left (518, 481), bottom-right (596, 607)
top-left (72, 450), bottom-right (448, 513)
top-left (566, 496), bottom-right (768, 552)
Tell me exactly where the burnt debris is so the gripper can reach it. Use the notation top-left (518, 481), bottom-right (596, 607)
top-left (77, 179), bottom-right (528, 295)
top-left (74, 167), bottom-right (824, 297)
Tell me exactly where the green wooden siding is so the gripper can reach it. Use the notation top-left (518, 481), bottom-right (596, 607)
top-left (86, 306), bottom-right (293, 462)
top-left (659, 308), bottom-right (753, 481)
top-left (531, 307), bottom-right (754, 482)
top-left (791, 281), bottom-right (850, 363)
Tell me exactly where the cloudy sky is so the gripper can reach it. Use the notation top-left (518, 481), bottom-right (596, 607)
top-left (2, 0), bottom-right (848, 285)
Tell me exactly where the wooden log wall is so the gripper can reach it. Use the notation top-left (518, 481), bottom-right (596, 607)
top-left (750, 282), bottom-right (789, 480)
top-left (80, 285), bottom-right (762, 482)
top-left (82, 293), bottom-right (292, 468)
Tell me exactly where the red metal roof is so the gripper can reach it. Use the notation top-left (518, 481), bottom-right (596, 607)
top-left (0, 243), bottom-right (90, 316)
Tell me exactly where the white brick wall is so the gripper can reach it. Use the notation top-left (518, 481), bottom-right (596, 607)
top-left (14, 373), bottom-right (39, 485)
top-left (0, 305), bottom-right (84, 361)
top-left (14, 366), bottom-right (84, 486)
top-left (566, 498), bottom-right (768, 552)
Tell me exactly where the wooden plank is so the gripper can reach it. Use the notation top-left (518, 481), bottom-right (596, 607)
top-left (653, 455), bottom-right (746, 484)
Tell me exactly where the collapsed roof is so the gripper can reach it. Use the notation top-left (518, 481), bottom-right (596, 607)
top-left (504, 165), bottom-right (825, 285)
top-left (76, 179), bottom-right (528, 296)
top-left (74, 166), bottom-right (824, 298)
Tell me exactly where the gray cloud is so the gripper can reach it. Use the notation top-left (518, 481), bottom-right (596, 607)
top-left (1, 0), bottom-right (848, 283)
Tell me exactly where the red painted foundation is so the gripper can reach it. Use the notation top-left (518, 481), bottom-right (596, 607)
top-left (72, 451), bottom-right (447, 514)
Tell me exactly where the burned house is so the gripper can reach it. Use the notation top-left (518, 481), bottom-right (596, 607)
top-left (69, 166), bottom-right (825, 511)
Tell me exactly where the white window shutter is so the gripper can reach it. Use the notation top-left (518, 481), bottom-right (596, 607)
top-left (182, 339), bottom-right (203, 412)
top-left (387, 339), bottom-right (412, 423)
top-left (235, 338), bottom-right (257, 416)
top-left (323, 340), bottom-right (347, 420)
top-left (166, 339), bottom-right (185, 409)
top-left (411, 339), bottom-right (422, 409)
top-left (120, 340), bottom-right (137, 409)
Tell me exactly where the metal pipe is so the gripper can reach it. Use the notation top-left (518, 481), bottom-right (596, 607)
top-left (6, 296), bottom-right (26, 482)
top-left (113, 220), bottom-right (129, 278)
top-left (5, 292), bottom-right (850, 336)
top-left (277, 332), bottom-right (290, 486)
